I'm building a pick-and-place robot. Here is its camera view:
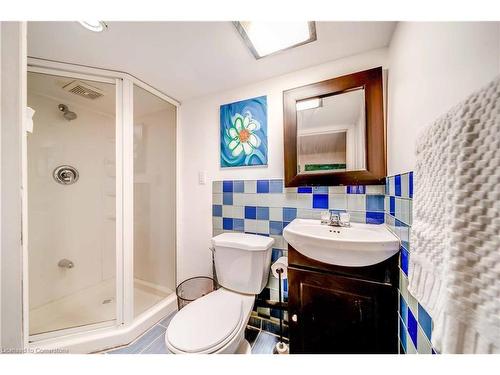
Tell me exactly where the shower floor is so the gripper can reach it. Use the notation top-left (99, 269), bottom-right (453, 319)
top-left (29, 278), bottom-right (172, 337)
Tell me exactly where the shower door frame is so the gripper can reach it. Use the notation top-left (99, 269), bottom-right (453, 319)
top-left (23, 58), bottom-right (179, 350)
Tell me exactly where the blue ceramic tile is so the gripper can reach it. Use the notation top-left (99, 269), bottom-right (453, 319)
top-left (409, 172), bottom-right (414, 198)
top-left (142, 333), bottom-right (169, 354)
top-left (233, 218), bottom-right (244, 232)
top-left (395, 175), bottom-right (402, 197)
top-left (418, 304), bottom-right (432, 341)
top-left (400, 318), bottom-right (407, 353)
top-left (408, 308), bottom-right (418, 347)
top-left (212, 204), bottom-right (222, 217)
top-left (313, 186), bottom-right (328, 194)
top-left (400, 296), bottom-right (408, 325)
top-left (269, 221), bottom-right (283, 235)
top-left (282, 207), bottom-right (297, 222)
top-left (283, 279), bottom-right (288, 292)
top-left (347, 185), bottom-right (365, 194)
top-left (223, 192), bottom-right (233, 205)
top-left (366, 212), bottom-right (384, 224)
top-left (256, 206), bottom-right (269, 220)
top-left (366, 195), bottom-right (385, 211)
top-left (283, 221), bottom-right (291, 228)
top-left (385, 179), bottom-right (390, 196)
top-left (233, 180), bottom-right (245, 193)
top-left (390, 196), bottom-right (396, 216)
top-left (312, 194), bottom-right (328, 209)
top-left (297, 186), bottom-right (312, 194)
top-left (223, 180), bottom-right (233, 193)
top-left (257, 180), bottom-right (270, 193)
top-left (269, 179), bottom-right (283, 193)
top-left (245, 206), bottom-right (257, 219)
top-left (223, 218), bottom-right (233, 230)
top-left (271, 248), bottom-right (283, 262)
top-left (401, 247), bottom-right (409, 276)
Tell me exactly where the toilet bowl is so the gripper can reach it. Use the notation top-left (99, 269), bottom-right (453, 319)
top-left (165, 233), bottom-right (274, 354)
top-left (165, 288), bottom-right (254, 354)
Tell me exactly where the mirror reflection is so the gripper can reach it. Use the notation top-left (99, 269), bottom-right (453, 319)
top-left (296, 88), bottom-right (366, 174)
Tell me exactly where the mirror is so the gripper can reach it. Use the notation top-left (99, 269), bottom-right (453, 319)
top-left (283, 67), bottom-right (385, 187)
top-left (296, 88), bottom-right (366, 174)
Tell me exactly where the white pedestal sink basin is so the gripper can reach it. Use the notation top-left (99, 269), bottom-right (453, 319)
top-left (283, 219), bottom-right (400, 267)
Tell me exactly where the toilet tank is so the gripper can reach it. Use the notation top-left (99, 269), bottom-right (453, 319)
top-left (211, 233), bottom-right (274, 294)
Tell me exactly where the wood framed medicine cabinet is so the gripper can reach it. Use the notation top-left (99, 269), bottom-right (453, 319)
top-left (283, 67), bottom-right (386, 187)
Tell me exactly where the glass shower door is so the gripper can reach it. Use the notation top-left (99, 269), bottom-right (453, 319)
top-left (27, 71), bottom-right (118, 336)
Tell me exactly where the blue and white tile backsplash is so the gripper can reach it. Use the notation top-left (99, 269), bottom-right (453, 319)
top-left (385, 171), bottom-right (436, 354)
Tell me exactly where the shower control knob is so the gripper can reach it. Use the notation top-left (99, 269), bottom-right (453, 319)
top-left (53, 165), bottom-right (79, 185)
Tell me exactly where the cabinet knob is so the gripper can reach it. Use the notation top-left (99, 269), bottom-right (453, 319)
top-left (291, 314), bottom-right (298, 322)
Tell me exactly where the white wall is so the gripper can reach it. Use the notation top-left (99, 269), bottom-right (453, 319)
top-left (387, 22), bottom-right (500, 175)
top-left (1, 21), bottom-right (26, 349)
top-left (178, 48), bottom-right (388, 282)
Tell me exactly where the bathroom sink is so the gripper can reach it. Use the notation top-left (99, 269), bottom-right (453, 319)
top-left (283, 219), bottom-right (400, 267)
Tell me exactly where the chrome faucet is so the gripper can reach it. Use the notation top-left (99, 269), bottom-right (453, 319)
top-left (321, 211), bottom-right (350, 227)
top-left (328, 212), bottom-right (341, 227)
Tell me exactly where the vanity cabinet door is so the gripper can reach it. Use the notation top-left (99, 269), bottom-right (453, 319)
top-left (288, 267), bottom-right (397, 354)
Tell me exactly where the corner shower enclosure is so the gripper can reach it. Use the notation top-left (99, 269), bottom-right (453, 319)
top-left (23, 59), bottom-right (178, 352)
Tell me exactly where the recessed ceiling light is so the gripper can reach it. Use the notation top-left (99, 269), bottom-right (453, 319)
top-left (234, 21), bottom-right (316, 59)
top-left (296, 98), bottom-right (322, 111)
top-left (78, 21), bottom-right (107, 33)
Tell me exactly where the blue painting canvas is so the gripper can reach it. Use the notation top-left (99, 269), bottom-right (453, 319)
top-left (220, 96), bottom-right (267, 168)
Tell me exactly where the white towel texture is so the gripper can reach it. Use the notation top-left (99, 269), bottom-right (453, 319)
top-left (409, 77), bottom-right (500, 353)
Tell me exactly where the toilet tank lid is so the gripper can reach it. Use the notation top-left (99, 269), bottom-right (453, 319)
top-left (212, 233), bottom-right (274, 251)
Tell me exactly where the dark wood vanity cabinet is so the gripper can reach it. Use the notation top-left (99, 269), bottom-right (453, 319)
top-left (288, 246), bottom-right (399, 354)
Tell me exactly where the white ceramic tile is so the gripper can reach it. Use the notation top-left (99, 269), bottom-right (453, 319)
top-left (347, 195), bottom-right (366, 211)
top-left (256, 220), bottom-right (269, 234)
top-left (283, 192), bottom-right (298, 208)
top-left (366, 185), bottom-right (385, 195)
top-left (257, 194), bottom-right (274, 207)
top-left (296, 194), bottom-right (312, 209)
top-left (269, 207), bottom-right (283, 221)
top-left (349, 211), bottom-right (365, 223)
top-left (213, 181), bottom-right (222, 193)
top-left (400, 199), bottom-right (410, 225)
top-left (297, 208), bottom-right (312, 219)
top-left (311, 210), bottom-right (322, 219)
top-left (222, 205), bottom-right (232, 217)
top-left (270, 235), bottom-right (283, 249)
top-left (406, 335), bottom-right (417, 354)
top-left (244, 219), bottom-right (257, 233)
top-left (329, 186), bottom-right (346, 194)
top-left (401, 173), bottom-right (409, 198)
top-left (417, 327), bottom-right (432, 354)
top-left (213, 229), bottom-right (224, 237)
top-left (388, 176), bottom-right (395, 196)
top-left (212, 217), bottom-right (222, 230)
top-left (395, 198), bottom-right (403, 221)
top-left (399, 271), bottom-right (409, 301)
top-left (329, 194), bottom-right (347, 210)
top-left (244, 180), bottom-right (256, 194)
top-left (407, 291), bottom-right (418, 318)
top-left (232, 206), bottom-right (244, 219)
top-left (212, 193), bottom-right (222, 205)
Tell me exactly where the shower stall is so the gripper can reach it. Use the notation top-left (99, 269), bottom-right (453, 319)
top-left (23, 59), bottom-right (178, 352)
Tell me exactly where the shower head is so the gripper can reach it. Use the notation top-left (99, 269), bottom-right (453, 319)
top-left (58, 104), bottom-right (77, 121)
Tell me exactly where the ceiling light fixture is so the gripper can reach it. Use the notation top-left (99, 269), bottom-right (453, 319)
top-left (234, 21), bottom-right (316, 59)
top-left (78, 21), bottom-right (107, 33)
top-left (296, 98), bottom-right (322, 111)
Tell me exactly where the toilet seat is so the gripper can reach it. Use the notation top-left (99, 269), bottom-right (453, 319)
top-left (166, 289), bottom-right (245, 353)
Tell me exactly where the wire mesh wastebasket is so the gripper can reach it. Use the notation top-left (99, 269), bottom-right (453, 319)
top-left (176, 276), bottom-right (218, 310)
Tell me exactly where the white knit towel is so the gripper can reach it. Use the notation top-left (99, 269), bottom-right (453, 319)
top-left (409, 77), bottom-right (500, 353)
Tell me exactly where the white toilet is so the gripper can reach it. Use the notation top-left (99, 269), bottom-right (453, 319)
top-left (165, 233), bottom-right (274, 354)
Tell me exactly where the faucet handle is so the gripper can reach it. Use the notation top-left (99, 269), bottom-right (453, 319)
top-left (339, 212), bottom-right (351, 227)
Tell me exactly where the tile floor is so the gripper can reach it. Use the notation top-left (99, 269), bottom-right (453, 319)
top-left (106, 312), bottom-right (286, 354)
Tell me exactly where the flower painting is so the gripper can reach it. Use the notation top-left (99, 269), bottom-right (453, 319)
top-left (220, 96), bottom-right (267, 168)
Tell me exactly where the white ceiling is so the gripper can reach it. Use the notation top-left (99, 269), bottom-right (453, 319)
top-left (27, 21), bottom-right (396, 102)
